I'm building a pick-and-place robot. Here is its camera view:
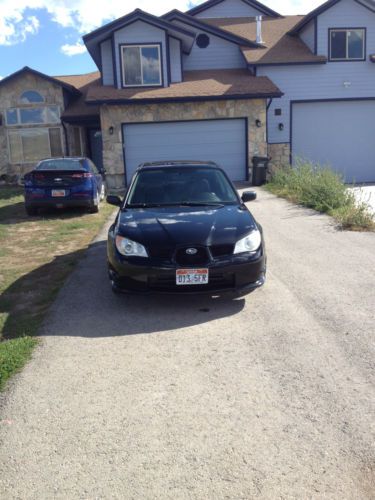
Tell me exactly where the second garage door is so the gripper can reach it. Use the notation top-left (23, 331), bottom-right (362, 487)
top-left (123, 119), bottom-right (247, 183)
top-left (292, 100), bottom-right (375, 183)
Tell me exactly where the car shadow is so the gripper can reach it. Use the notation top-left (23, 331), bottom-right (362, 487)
top-left (1, 240), bottom-right (246, 339)
top-left (0, 203), bottom-right (93, 226)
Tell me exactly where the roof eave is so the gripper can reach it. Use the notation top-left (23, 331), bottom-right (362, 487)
top-left (0, 66), bottom-right (81, 96)
top-left (185, 0), bottom-right (282, 18)
top-left (163, 10), bottom-right (262, 48)
top-left (85, 92), bottom-right (284, 106)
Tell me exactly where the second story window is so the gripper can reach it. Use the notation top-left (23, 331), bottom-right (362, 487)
top-left (121, 44), bottom-right (162, 87)
top-left (329, 29), bottom-right (365, 61)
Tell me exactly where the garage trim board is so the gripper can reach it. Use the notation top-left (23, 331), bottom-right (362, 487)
top-left (122, 118), bottom-right (249, 186)
top-left (290, 98), bottom-right (375, 184)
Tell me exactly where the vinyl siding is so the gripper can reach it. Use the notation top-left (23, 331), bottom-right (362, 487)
top-left (169, 37), bottom-right (182, 82)
top-left (195, 0), bottom-right (265, 18)
top-left (113, 20), bottom-right (168, 88)
top-left (100, 39), bottom-right (114, 85)
top-left (300, 20), bottom-right (315, 53)
top-left (258, 0), bottom-right (375, 144)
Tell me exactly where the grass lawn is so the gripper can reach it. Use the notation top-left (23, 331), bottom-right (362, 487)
top-left (0, 186), bottom-right (114, 390)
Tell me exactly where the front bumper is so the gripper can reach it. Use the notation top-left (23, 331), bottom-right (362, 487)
top-left (108, 240), bottom-right (266, 295)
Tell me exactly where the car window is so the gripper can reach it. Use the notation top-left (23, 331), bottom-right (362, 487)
top-left (36, 159), bottom-right (85, 170)
top-left (127, 167), bottom-right (239, 206)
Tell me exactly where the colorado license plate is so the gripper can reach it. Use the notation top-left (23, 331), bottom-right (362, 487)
top-left (52, 189), bottom-right (66, 197)
top-left (176, 269), bottom-right (209, 285)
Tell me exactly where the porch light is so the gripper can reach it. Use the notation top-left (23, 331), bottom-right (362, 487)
top-left (109, 126), bottom-right (114, 135)
top-left (255, 119), bottom-right (262, 128)
top-left (278, 123), bottom-right (284, 131)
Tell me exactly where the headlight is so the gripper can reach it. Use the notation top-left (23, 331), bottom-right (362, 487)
top-left (115, 235), bottom-right (148, 257)
top-left (234, 230), bottom-right (261, 254)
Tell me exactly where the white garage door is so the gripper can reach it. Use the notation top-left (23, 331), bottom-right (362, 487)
top-left (292, 100), bottom-right (375, 183)
top-left (123, 119), bottom-right (247, 183)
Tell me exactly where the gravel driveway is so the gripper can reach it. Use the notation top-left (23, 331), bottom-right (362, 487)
top-left (1, 189), bottom-right (374, 499)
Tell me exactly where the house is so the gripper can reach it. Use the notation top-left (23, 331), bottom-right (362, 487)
top-left (0, 67), bottom-right (100, 180)
top-left (1, 0), bottom-right (374, 188)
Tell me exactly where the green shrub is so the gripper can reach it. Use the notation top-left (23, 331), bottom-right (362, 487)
top-left (266, 160), bottom-right (374, 231)
top-left (0, 337), bottom-right (37, 390)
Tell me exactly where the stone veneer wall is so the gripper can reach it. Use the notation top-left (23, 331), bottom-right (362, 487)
top-left (267, 143), bottom-right (291, 175)
top-left (0, 72), bottom-right (66, 179)
top-left (100, 99), bottom-right (267, 190)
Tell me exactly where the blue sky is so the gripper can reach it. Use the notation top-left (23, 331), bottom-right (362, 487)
top-left (0, 0), bottom-right (322, 79)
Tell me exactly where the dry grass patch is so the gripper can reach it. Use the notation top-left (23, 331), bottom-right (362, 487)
top-left (0, 186), bottom-right (115, 389)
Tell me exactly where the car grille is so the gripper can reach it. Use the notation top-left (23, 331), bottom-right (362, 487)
top-left (147, 247), bottom-right (174, 260)
top-left (148, 272), bottom-right (235, 292)
top-left (210, 244), bottom-right (234, 258)
top-left (175, 246), bottom-right (210, 266)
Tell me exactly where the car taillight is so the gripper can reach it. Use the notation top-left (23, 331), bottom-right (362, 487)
top-left (71, 173), bottom-right (93, 178)
top-left (34, 173), bottom-right (45, 180)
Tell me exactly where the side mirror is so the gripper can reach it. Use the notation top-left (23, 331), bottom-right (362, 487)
top-left (241, 191), bottom-right (257, 203)
top-left (106, 195), bottom-right (122, 207)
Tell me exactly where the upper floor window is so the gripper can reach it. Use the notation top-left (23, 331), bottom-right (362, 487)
top-left (121, 44), bottom-right (162, 87)
top-left (20, 90), bottom-right (44, 104)
top-left (329, 29), bottom-right (365, 61)
top-left (5, 106), bottom-right (60, 126)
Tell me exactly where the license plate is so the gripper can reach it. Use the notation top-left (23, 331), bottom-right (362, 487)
top-left (176, 269), bottom-right (209, 285)
top-left (52, 189), bottom-right (66, 197)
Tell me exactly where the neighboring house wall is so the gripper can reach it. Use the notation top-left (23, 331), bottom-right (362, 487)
top-left (0, 72), bottom-right (66, 178)
top-left (101, 39), bottom-right (115, 85)
top-left (194, 0), bottom-right (265, 18)
top-left (300, 20), bottom-right (315, 53)
top-left (258, 0), bottom-right (375, 146)
top-left (169, 36), bottom-right (183, 82)
top-left (100, 98), bottom-right (267, 189)
top-left (113, 21), bottom-right (168, 88)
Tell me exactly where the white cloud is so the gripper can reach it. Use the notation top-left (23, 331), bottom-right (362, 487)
top-left (0, 0), bottom-right (327, 47)
top-left (61, 40), bottom-right (86, 56)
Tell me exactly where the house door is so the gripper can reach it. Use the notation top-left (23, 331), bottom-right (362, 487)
top-left (88, 129), bottom-right (103, 172)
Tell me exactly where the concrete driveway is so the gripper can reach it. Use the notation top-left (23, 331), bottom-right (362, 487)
top-left (1, 189), bottom-right (374, 499)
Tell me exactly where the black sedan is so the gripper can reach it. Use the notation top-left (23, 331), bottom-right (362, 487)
top-left (106, 161), bottom-right (266, 295)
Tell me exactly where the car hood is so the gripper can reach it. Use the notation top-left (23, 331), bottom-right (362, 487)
top-left (116, 205), bottom-right (257, 247)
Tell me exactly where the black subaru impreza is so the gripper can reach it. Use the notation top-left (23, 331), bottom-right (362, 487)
top-left (106, 161), bottom-right (266, 295)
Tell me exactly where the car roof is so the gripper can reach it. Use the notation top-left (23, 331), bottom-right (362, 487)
top-left (39, 157), bottom-right (88, 162)
top-left (138, 160), bottom-right (219, 169)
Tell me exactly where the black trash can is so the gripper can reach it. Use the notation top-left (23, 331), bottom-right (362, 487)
top-left (252, 156), bottom-right (270, 186)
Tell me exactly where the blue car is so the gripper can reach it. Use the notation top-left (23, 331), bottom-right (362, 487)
top-left (24, 157), bottom-right (106, 215)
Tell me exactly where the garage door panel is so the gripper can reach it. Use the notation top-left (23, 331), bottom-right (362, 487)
top-left (123, 119), bottom-right (247, 182)
top-left (292, 101), bottom-right (375, 183)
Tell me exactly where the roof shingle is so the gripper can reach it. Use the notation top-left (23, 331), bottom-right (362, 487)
top-left (85, 69), bottom-right (282, 104)
top-left (202, 16), bottom-right (327, 65)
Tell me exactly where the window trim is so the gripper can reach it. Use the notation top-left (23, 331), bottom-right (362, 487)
top-left (328, 28), bottom-right (366, 62)
top-left (19, 89), bottom-right (45, 104)
top-left (5, 105), bottom-right (61, 127)
top-left (120, 43), bottom-right (163, 88)
top-left (7, 126), bottom-right (64, 164)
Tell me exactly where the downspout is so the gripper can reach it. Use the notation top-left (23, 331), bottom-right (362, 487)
top-left (266, 98), bottom-right (273, 164)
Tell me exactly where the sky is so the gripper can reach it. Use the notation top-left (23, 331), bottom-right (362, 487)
top-left (0, 0), bottom-right (324, 79)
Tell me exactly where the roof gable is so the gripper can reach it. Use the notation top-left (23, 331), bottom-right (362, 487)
top-left (162, 10), bottom-right (261, 48)
top-left (289, 0), bottom-right (375, 34)
top-left (0, 66), bottom-right (81, 96)
top-left (186, 0), bottom-right (281, 18)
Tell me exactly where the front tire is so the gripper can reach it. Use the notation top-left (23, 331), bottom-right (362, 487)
top-left (25, 205), bottom-right (38, 216)
top-left (89, 191), bottom-right (100, 213)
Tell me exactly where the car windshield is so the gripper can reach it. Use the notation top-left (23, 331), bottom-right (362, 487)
top-left (36, 159), bottom-right (85, 170)
top-left (126, 167), bottom-right (239, 207)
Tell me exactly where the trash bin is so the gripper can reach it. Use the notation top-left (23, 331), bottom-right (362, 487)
top-left (252, 156), bottom-right (270, 186)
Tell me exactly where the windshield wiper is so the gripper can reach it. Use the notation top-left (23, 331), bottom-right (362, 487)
top-left (178, 202), bottom-right (225, 207)
top-left (126, 203), bottom-right (165, 208)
